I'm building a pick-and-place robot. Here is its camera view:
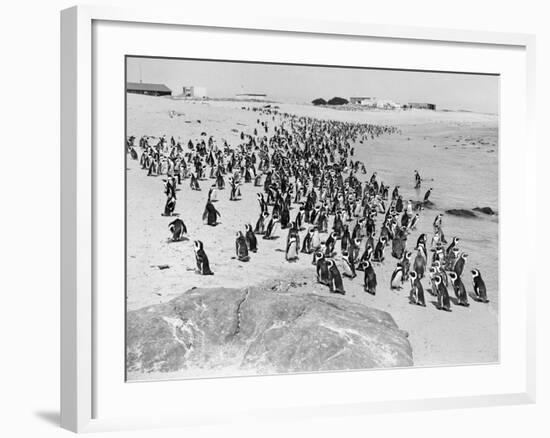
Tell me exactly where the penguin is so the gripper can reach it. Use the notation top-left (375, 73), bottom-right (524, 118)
top-left (363, 260), bottom-right (377, 295)
top-left (391, 231), bottom-right (406, 260)
top-left (193, 240), bottom-right (214, 275)
top-left (340, 225), bottom-right (351, 253)
top-left (311, 227), bottom-right (322, 251)
top-left (235, 231), bottom-right (250, 262)
top-left (202, 200), bottom-right (220, 226)
top-left (446, 246), bottom-right (460, 271)
top-left (434, 274), bottom-right (451, 311)
top-left (207, 185), bottom-right (217, 202)
top-left (433, 213), bottom-right (443, 231)
top-left (408, 271), bottom-right (426, 306)
top-left (349, 237), bottom-right (362, 262)
top-left (341, 251), bottom-right (357, 279)
top-left (358, 244), bottom-right (373, 271)
top-left (400, 211), bottom-right (410, 228)
top-left (446, 236), bottom-right (460, 256)
top-left (315, 252), bottom-right (331, 285)
top-left (453, 252), bottom-right (468, 277)
top-left (448, 271), bottom-right (470, 306)
top-left (168, 218), bottom-right (187, 241)
top-left (327, 259), bottom-right (346, 295)
top-left (245, 224), bottom-right (258, 252)
top-left (301, 228), bottom-right (313, 254)
top-left (263, 216), bottom-right (280, 240)
top-left (408, 213), bottom-right (420, 230)
top-left (317, 209), bottom-right (329, 233)
top-left (423, 187), bottom-right (433, 203)
top-left (400, 250), bottom-right (413, 281)
top-left (163, 195), bottom-right (176, 216)
top-left (431, 247), bottom-right (446, 270)
top-left (471, 269), bottom-right (489, 303)
top-left (406, 199), bottom-right (414, 217)
top-left (324, 231), bottom-right (337, 256)
top-left (312, 249), bottom-right (324, 266)
top-left (254, 211), bottom-right (269, 234)
top-left (129, 147), bottom-right (138, 160)
top-left (351, 219), bottom-right (363, 241)
top-left (280, 206), bottom-right (291, 229)
top-left (413, 246), bottom-right (427, 279)
top-left (414, 170), bottom-right (422, 190)
top-left (254, 172), bottom-right (263, 187)
top-left (190, 173), bottom-right (201, 190)
top-left (365, 231), bottom-right (375, 254)
top-left (431, 230), bottom-right (441, 249)
top-left (309, 206), bottom-right (320, 226)
top-left (390, 265), bottom-right (404, 290)
top-left (395, 196), bottom-right (404, 213)
top-left (372, 236), bottom-right (387, 262)
top-left (428, 267), bottom-right (439, 296)
top-left (416, 233), bottom-right (427, 249)
top-left (295, 207), bottom-right (304, 230)
top-left (391, 185), bottom-right (400, 200)
top-left (332, 212), bottom-right (344, 238)
top-left (285, 236), bottom-right (299, 262)
top-left (432, 260), bottom-right (448, 286)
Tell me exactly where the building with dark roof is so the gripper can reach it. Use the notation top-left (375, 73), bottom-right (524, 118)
top-left (408, 102), bottom-right (436, 110)
top-left (126, 82), bottom-right (172, 97)
top-left (235, 93), bottom-right (267, 101)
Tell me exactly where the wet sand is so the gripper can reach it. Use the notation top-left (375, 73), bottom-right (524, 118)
top-left (126, 94), bottom-right (499, 372)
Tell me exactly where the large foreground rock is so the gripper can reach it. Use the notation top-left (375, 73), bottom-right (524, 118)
top-left (127, 287), bottom-right (413, 376)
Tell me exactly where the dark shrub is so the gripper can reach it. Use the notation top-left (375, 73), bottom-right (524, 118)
top-left (327, 97), bottom-right (349, 105)
top-left (312, 98), bottom-right (327, 106)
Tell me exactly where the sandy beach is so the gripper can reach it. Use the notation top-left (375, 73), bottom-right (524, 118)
top-left (126, 93), bottom-right (499, 375)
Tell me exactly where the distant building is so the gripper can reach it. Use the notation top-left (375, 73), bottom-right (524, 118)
top-left (182, 86), bottom-right (207, 99)
top-left (376, 99), bottom-right (400, 109)
top-left (350, 96), bottom-right (376, 106)
top-left (236, 93), bottom-right (267, 101)
top-left (126, 82), bottom-right (172, 97)
top-left (350, 97), bottom-right (403, 109)
top-left (408, 102), bottom-right (436, 110)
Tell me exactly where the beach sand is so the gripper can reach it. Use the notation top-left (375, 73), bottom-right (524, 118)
top-left (126, 94), bottom-right (499, 373)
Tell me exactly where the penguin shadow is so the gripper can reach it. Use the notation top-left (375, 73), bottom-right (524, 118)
top-left (161, 213), bottom-right (180, 217)
top-left (275, 249), bottom-right (285, 252)
top-left (449, 297), bottom-right (460, 306)
top-left (468, 292), bottom-right (489, 303)
top-left (167, 236), bottom-right (189, 243)
top-left (429, 301), bottom-right (452, 312)
top-left (231, 256), bottom-right (250, 262)
top-left (408, 297), bottom-right (423, 307)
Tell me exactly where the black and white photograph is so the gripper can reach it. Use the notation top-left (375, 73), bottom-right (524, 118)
top-left (124, 56), bottom-right (499, 381)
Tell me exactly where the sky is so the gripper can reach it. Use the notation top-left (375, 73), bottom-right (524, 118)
top-left (126, 56), bottom-right (499, 114)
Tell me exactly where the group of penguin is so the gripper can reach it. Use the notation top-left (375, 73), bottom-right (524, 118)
top-left (126, 104), bottom-right (489, 312)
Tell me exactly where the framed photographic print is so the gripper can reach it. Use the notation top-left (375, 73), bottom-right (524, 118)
top-left (61, 5), bottom-right (536, 433)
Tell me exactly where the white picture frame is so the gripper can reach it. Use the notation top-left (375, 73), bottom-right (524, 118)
top-left (60, 4), bottom-right (536, 433)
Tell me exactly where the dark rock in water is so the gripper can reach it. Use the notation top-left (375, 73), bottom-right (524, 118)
top-left (127, 287), bottom-right (413, 375)
top-left (473, 206), bottom-right (496, 215)
top-left (445, 209), bottom-right (477, 218)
